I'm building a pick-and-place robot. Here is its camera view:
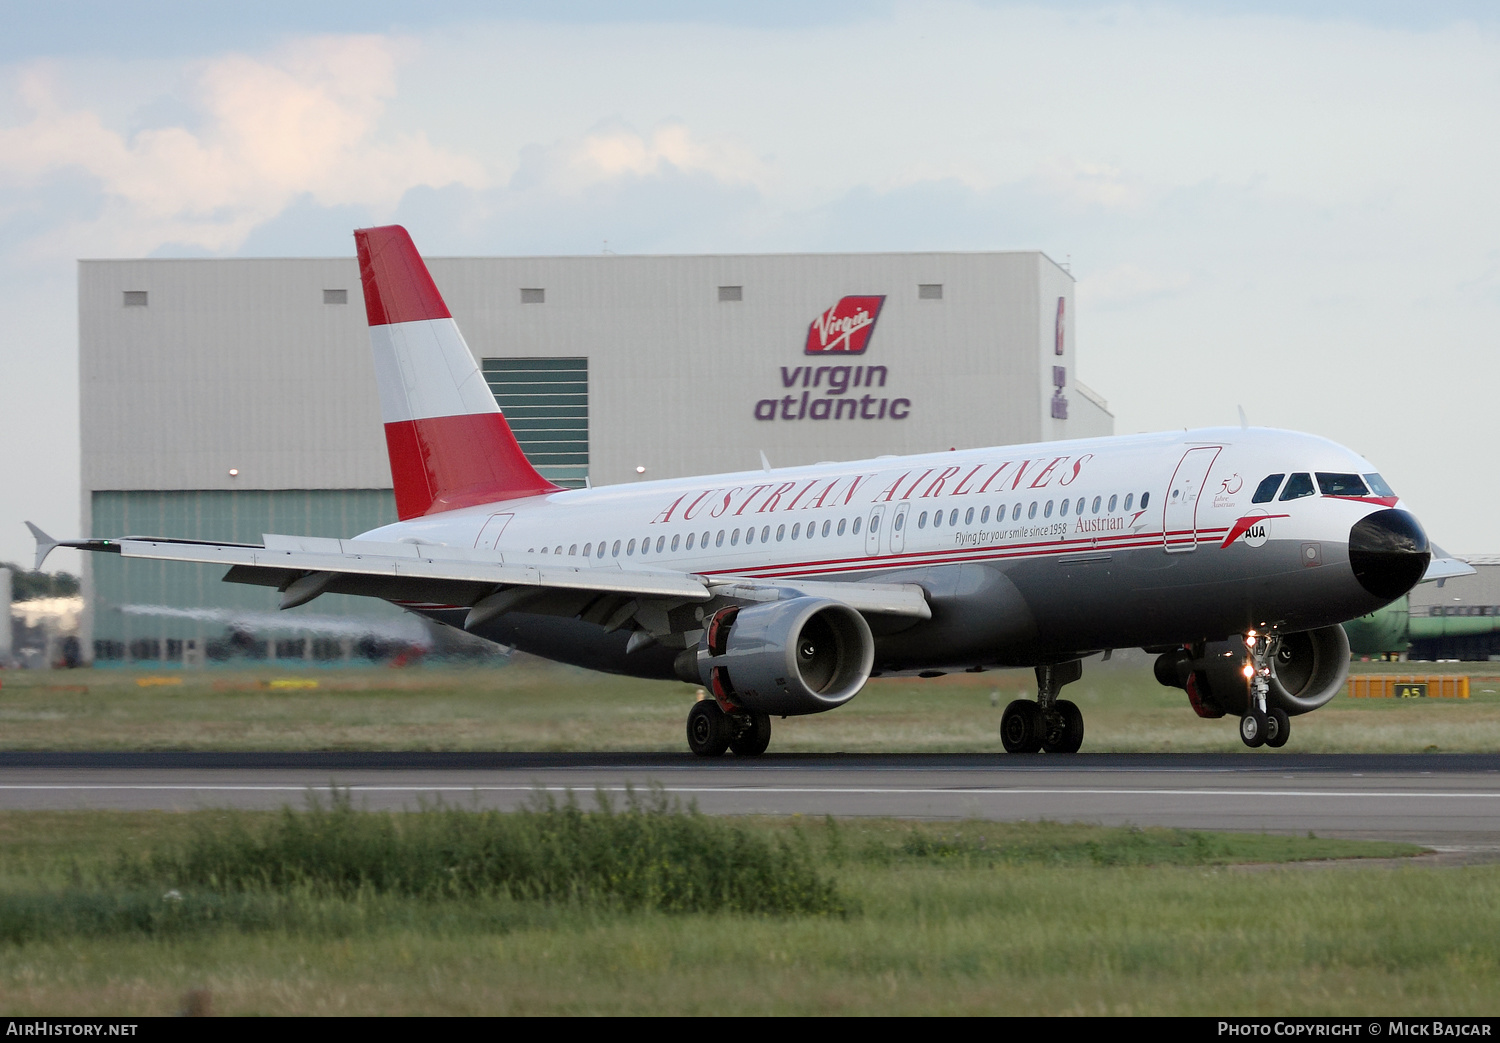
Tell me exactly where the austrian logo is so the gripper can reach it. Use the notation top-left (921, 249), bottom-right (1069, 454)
top-left (805, 296), bottom-right (885, 355)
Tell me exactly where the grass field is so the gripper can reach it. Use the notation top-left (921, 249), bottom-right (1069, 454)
top-left (0, 654), bottom-right (1497, 753)
top-left (7, 803), bottom-right (1495, 1017)
top-left (2, 660), bottom-right (1498, 1015)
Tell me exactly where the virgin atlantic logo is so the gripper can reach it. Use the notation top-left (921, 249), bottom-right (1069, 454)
top-left (805, 296), bottom-right (885, 355)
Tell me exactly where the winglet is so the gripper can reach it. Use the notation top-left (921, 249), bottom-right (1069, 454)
top-left (25, 522), bottom-right (57, 571)
top-left (24, 523), bottom-right (126, 568)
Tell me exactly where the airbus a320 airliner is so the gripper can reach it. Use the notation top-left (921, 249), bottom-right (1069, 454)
top-left (34, 226), bottom-right (1452, 755)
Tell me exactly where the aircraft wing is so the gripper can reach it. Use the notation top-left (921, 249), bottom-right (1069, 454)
top-left (29, 526), bottom-right (931, 628)
top-left (1422, 544), bottom-right (1475, 584)
top-left (120, 534), bottom-right (712, 602)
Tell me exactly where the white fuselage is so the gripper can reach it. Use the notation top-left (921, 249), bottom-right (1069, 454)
top-left (355, 424), bottom-right (1413, 677)
top-left (362, 426), bottom-right (1389, 582)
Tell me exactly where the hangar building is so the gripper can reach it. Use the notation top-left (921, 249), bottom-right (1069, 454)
top-left (78, 249), bottom-right (1111, 664)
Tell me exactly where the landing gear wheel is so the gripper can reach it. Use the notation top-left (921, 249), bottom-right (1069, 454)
top-left (729, 712), bottom-right (772, 757)
top-left (1239, 709), bottom-right (1269, 749)
top-left (1001, 700), bottom-right (1044, 754)
top-left (687, 700), bottom-right (732, 757)
top-left (1041, 699), bottom-right (1085, 754)
top-left (1266, 708), bottom-right (1291, 749)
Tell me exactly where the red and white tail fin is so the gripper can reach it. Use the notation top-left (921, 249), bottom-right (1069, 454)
top-left (355, 225), bottom-right (560, 520)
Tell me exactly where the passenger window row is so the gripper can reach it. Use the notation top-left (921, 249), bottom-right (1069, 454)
top-left (915, 491), bottom-right (1150, 528)
top-left (527, 515), bottom-right (869, 557)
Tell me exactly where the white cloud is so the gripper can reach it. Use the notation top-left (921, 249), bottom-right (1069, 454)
top-left (0, 36), bottom-right (483, 257)
top-left (570, 121), bottom-right (770, 190)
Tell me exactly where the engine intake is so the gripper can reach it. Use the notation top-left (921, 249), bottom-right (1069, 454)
top-left (1153, 624), bottom-right (1350, 718)
top-left (687, 598), bottom-right (874, 716)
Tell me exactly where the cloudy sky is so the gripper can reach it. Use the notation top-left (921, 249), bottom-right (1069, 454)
top-left (3, 1), bottom-right (1498, 570)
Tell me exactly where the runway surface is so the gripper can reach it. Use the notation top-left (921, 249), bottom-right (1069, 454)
top-left (3, 752), bottom-right (1500, 851)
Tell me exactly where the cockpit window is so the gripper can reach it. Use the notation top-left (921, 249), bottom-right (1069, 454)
top-left (1316, 473), bottom-right (1369, 496)
top-left (1251, 474), bottom-right (1284, 504)
top-left (1279, 472), bottom-right (1316, 501)
top-left (1364, 473), bottom-right (1395, 498)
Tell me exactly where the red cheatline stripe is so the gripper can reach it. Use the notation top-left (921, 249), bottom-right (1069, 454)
top-left (502, 525), bottom-right (1231, 579)
top-left (740, 545), bottom-right (1152, 579)
top-left (734, 526), bottom-right (1231, 576)
top-left (714, 529), bottom-right (1238, 580)
top-left (567, 525), bottom-right (1234, 583)
top-left (724, 539), bottom-right (1159, 580)
top-left (355, 225), bottom-right (452, 327)
top-left (1219, 514), bottom-right (1292, 549)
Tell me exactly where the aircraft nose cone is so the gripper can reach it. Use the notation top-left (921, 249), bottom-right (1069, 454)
top-left (1349, 508), bottom-right (1430, 600)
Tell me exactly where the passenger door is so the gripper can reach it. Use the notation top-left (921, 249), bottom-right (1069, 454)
top-left (1163, 447), bottom-right (1221, 553)
top-left (888, 502), bottom-right (910, 554)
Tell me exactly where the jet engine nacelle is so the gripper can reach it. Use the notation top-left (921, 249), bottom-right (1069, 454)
top-left (1154, 624), bottom-right (1351, 718)
top-left (685, 598), bottom-right (875, 717)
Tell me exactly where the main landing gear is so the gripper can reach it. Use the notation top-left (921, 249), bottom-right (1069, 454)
top-left (686, 698), bottom-right (772, 758)
top-left (1001, 660), bottom-right (1086, 754)
top-left (1238, 630), bottom-right (1290, 749)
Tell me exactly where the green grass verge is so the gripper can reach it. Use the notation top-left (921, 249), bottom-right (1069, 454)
top-left (113, 790), bottom-right (844, 916)
top-left (4, 806), bottom-right (1488, 1016)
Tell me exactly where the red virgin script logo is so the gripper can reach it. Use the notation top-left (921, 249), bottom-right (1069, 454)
top-left (805, 296), bottom-right (885, 355)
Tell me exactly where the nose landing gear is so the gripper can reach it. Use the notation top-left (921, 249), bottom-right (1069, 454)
top-left (1267, 707), bottom-right (1291, 748)
top-left (1239, 630), bottom-right (1291, 749)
